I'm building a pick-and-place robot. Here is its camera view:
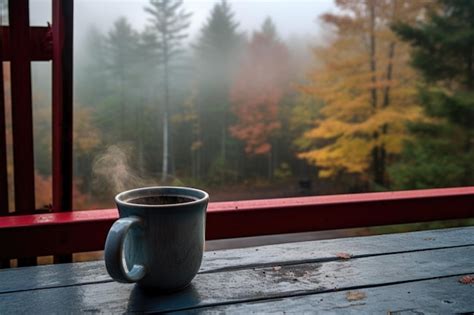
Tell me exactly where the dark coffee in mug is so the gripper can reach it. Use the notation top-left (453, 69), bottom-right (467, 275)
top-left (105, 186), bottom-right (209, 291)
top-left (126, 195), bottom-right (197, 205)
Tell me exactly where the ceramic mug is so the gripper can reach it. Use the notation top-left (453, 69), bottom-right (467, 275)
top-left (104, 186), bottom-right (209, 291)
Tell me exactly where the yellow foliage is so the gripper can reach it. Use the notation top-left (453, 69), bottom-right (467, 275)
top-left (74, 107), bottom-right (102, 153)
top-left (296, 0), bottom-right (428, 181)
top-left (304, 119), bottom-right (350, 139)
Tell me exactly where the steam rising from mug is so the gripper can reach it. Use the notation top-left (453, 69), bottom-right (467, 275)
top-left (92, 144), bottom-right (155, 195)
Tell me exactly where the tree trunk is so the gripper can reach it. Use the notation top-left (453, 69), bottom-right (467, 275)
top-left (368, 0), bottom-right (378, 111)
top-left (376, 0), bottom-right (399, 188)
top-left (467, 45), bottom-right (473, 89)
top-left (383, 42), bottom-right (395, 108)
top-left (161, 57), bottom-right (169, 182)
top-left (120, 69), bottom-right (125, 141)
top-left (192, 98), bottom-right (202, 180)
top-left (267, 149), bottom-right (272, 180)
top-left (221, 109), bottom-right (227, 181)
top-left (137, 98), bottom-right (144, 175)
top-left (367, 0), bottom-right (384, 187)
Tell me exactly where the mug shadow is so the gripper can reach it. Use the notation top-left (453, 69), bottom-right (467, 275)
top-left (127, 283), bottom-right (202, 313)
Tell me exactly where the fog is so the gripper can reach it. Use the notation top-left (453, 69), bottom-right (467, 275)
top-left (29, 0), bottom-right (335, 43)
top-left (25, 0), bottom-right (341, 207)
top-left (7, 0), bottom-right (471, 211)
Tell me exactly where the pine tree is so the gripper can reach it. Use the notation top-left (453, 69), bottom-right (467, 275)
top-left (390, 0), bottom-right (474, 188)
top-left (193, 0), bottom-right (243, 181)
top-left (105, 17), bottom-right (140, 141)
top-left (76, 26), bottom-right (109, 107)
top-left (261, 16), bottom-right (277, 41)
top-left (134, 27), bottom-right (160, 174)
top-left (145, 0), bottom-right (191, 181)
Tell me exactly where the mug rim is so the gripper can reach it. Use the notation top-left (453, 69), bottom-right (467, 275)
top-left (115, 186), bottom-right (209, 208)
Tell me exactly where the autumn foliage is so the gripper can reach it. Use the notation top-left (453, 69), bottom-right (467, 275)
top-left (230, 20), bottom-right (290, 155)
top-left (3, 0), bottom-right (472, 213)
top-left (298, 0), bottom-right (429, 186)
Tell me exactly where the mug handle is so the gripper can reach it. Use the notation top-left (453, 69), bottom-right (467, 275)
top-left (104, 216), bottom-right (146, 283)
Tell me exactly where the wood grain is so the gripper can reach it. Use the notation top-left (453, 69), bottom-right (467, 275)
top-left (0, 227), bottom-right (472, 293)
top-left (0, 246), bottom-right (472, 313)
top-left (190, 276), bottom-right (474, 314)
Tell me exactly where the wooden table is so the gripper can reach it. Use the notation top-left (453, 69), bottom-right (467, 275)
top-left (1, 227), bottom-right (473, 313)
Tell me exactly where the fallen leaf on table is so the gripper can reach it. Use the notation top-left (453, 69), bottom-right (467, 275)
top-left (336, 252), bottom-right (353, 260)
top-left (346, 291), bottom-right (366, 301)
top-left (458, 275), bottom-right (474, 284)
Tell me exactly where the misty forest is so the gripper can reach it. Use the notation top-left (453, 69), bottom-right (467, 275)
top-left (3, 0), bottom-right (474, 209)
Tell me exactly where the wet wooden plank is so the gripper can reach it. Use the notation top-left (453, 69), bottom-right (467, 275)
top-left (201, 226), bottom-right (474, 273)
top-left (0, 227), bottom-right (472, 293)
top-left (0, 246), bottom-right (472, 313)
top-left (190, 276), bottom-right (474, 314)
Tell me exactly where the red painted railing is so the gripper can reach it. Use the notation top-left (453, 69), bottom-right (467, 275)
top-left (0, 26), bottom-right (7, 215)
top-left (0, 1), bottom-right (473, 266)
top-left (0, 187), bottom-right (473, 260)
top-left (9, 0), bottom-right (36, 214)
top-left (0, 0), bottom-right (74, 266)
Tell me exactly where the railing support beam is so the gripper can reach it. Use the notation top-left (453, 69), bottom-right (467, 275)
top-left (52, 0), bottom-right (74, 264)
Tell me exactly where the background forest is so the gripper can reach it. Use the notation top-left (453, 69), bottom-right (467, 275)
top-left (3, 0), bottom-right (473, 210)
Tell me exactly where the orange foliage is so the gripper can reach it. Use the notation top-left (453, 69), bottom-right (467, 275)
top-left (35, 173), bottom-right (92, 210)
top-left (230, 29), bottom-right (290, 155)
top-left (2, 62), bottom-right (97, 211)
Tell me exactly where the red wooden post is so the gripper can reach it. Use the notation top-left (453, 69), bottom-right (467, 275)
top-left (8, 0), bottom-right (35, 213)
top-left (52, 0), bottom-right (73, 263)
top-left (8, 0), bottom-right (37, 266)
top-left (0, 25), bottom-right (8, 215)
top-left (0, 24), bottom-right (9, 269)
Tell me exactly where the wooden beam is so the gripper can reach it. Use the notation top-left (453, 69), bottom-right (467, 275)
top-left (0, 26), bottom-right (52, 61)
top-left (9, 0), bottom-right (35, 215)
top-left (0, 25), bottom-right (8, 214)
top-left (0, 187), bottom-right (473, 259)
top-left (52, 0), bottom-right (74, 264)
top-left (0, 22), bottom-right (9, 269)
top-left (8, 0), bottom-right (37, 267)
top-left (52, 0), bottom-right (73, 213)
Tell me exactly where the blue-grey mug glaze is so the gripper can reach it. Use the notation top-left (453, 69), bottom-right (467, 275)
top-left (104, 186), bottom-right (209, 292)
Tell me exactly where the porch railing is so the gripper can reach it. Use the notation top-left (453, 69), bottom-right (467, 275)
top-left (0, 0), bottom-right (473, 268)
top-left (1, 187), bottom-right (473, 260)
top-left (0, 0), bottom-right (73, 266)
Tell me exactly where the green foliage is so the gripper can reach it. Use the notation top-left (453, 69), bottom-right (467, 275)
top-left (192, 0), bottom-right (244, 179)
top-left (274, 162), bottom-right (292, 181)
top-left (390, 0), bottom-right (474, 189)
top-left (261, 16), bottom-right (278, 41)
top-left (207, 155), bottom-right (239, 186)
top-left (290, 95), bottom-right (324, 151)
top-left (145, 0), bottom-right (191, 54)
top-left (145, 0), bottom-right (192, 180)
top-left (76, 26), bottom-right (109, 106)
top-left (392, 0), bottom-right (474, 87)
top-left (70, 3), bottom-right (324, 205)
top-left (390, 136), bottom-right (472, 189)
top-left (106, 17), bottom-right (140, 84)
top-left (194, 0), bottom-right (243, 65)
